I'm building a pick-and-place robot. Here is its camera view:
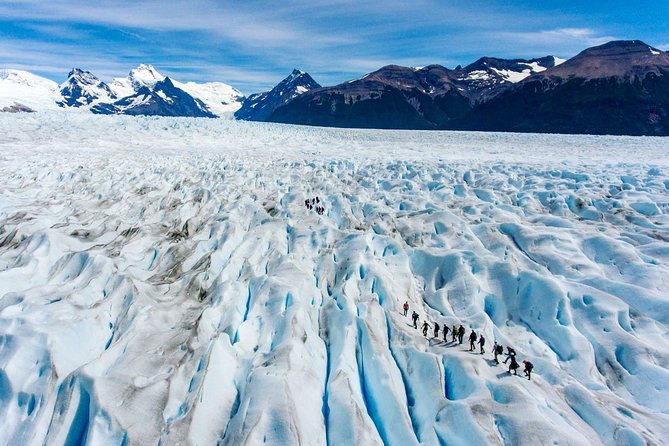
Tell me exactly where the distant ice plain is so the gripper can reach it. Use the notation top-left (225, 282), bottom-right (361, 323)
top-left (0, 113), bottom-right (668, 445)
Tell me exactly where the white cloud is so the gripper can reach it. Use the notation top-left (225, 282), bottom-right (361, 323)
top-left (0, 1), bottom-right (645, 92)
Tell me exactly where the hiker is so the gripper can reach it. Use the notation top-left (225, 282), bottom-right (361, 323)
top-left (403, 301), bottom-right (409, 317)
top-left (523, 360), bottom-right (534, 380)
top-left (509, 356), bottom-right (520, 375)
top-left (493, 343), bottom-right (504, 364)
top-left (503, 346), bottom-right (516, 364)
top-left (478, 334), bottom-right (486, 354)
top-left (443, 325), bottom-right (450, 342)
top-left (412, 311), bottom-right (419, 329)
top-left (452, 325), bottom-right (457, 342)
top-left (433, 322), bottom-right (440, 338)
top-left (468, 330), bottom-right (477, 351)
top-left (422, 321), bottom-right (430, 336)
top-left (458, 325), bottom-right (465, 344)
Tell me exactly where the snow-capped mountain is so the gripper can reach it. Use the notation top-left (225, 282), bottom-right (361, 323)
top-left (235, 69), bottom-right (320, 121)
top-left (0, 64), bottom-right (242, 117)
top-left (107, 64), bottom-right (243, 117)
top-left (0, 69), bottom-right (62, 112)
top-left (455, 56), bottom-right (565, 102)
top-left (58, 68), bottom-right (116, 107)
top-left (458, 40), bottom-right (669, 135)
top-left (91, 77), bottom-right (216, 118)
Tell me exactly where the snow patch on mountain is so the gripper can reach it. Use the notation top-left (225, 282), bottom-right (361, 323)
top-left (128, 63), bottom-right (164, 90)
top-left (108, 77), bottom-right (135, 99)
top-left (173, 81), bottom-right (244, 117)
top-left (0, 69), bottom-right (63, 111)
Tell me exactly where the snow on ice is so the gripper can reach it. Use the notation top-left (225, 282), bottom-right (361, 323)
top-left (0, 112), bottom-right (668, 445)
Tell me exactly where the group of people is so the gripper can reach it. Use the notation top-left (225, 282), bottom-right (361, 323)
top-left (403, 301), bottom-right (534, 380)
top-left (304, 196), bottom-right (325, 215)
top-left (494, 344), bottom-right (534, 380)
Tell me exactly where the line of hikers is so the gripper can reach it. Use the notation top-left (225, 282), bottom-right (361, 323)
top-left (304, 196), bottom-right (324, 215)
top-left (404, 301), bottom-right (534, 380)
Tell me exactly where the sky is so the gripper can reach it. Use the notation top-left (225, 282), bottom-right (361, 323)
top-left (1, 0), bottom-right (668, 94)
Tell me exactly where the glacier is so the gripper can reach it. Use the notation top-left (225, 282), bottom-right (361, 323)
top-left (0, 112), bottom-right (668, 445)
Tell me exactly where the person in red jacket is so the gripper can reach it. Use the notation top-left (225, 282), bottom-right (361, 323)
top-left (523, 360), bottom-right (534, 380)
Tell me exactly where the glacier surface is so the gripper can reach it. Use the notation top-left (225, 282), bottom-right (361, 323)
top-left (0, 113), bottom-right (669, 445)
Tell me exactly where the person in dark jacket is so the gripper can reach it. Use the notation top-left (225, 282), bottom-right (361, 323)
top-left (468, 331), bottom-right (477, 351)
top-left (443, 325), bottom-right (450, 342)
top-left (478, 335), bottom-right (486, 354)
top-left (458, 325), bottom-right (465, 344)
top-left (433, 322), bottom-right (440, 338)
top-left (509, 356), bottom-right (520, 375)
top-left (493, 343), bottom-right (504, 364)
top-left (523, 360), bottom-right (534, 380)
top-left (422, 321), bottom-right (430, 336)
top-left (412, 311), bottom-right (419, 329)
top-left (503, 346), bottom-right (516, 364)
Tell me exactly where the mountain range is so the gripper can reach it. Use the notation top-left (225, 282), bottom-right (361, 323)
top-left (1, 40), bottom-right (668, 135)
top-left (269, 41), bottom-right (669, 135)
top-left (0, 64), bottom-right (244, 118)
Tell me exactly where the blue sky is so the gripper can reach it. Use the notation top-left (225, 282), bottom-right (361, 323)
top-left (1, 0), bottom-right (668, 94)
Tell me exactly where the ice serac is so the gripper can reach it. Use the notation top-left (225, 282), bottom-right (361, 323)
top-left (91, 77), bottom-right (216, 117)
top-left (58, 68), bottom-right (116, 108)
top-left (235, 69), bottom-right (320, 121)
top-left (0, 113), bottom-right (668, 445)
